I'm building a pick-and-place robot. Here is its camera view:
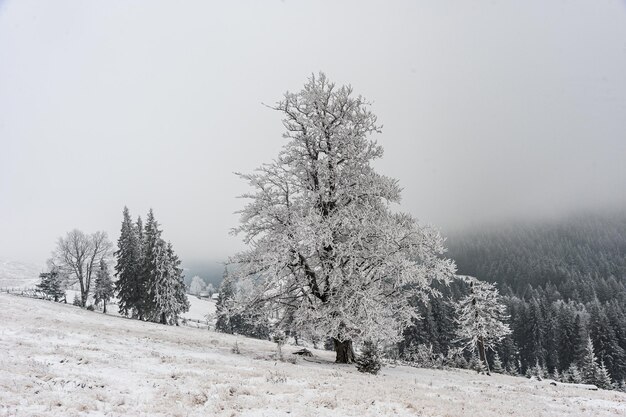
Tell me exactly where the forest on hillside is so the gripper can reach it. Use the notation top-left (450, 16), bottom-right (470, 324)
top-left (432, 212), bottom-right (626, 383)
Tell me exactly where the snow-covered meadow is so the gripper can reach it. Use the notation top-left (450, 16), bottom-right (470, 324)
top-left (1, 294), bottom-right (625, 416)
top-left (0, 259), bottom-right (42, 289)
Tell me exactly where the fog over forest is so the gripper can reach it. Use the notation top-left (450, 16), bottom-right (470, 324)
top-left (1, 0), bottom-right (625, 273)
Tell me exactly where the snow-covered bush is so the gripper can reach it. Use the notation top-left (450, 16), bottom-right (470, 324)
top-left (356, 340), bottom-right (382, 375)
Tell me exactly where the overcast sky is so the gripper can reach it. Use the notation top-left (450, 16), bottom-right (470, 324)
top-left (1, 0), bottom-right (625, 267)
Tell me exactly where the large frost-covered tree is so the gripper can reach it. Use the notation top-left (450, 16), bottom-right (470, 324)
top-left (456, 276), bottom-right (511, 374)
top-left (51, 229), bottom-right (112, 307)
top-left (231, 73), bottom-right (455, 363)
top-left (115, 207), bottom-right (144, 319)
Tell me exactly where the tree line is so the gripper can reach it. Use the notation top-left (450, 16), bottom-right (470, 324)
top-left (440, 214), bottom-right (626, 389)
top-left (38, 207), bottom-right (188, 325)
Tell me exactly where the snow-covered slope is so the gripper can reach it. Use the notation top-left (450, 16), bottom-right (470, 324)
top-left (1, 293), bottom-right (625, 417)
top-left (184, 294), bottom-right (216, 322)
top-left (0, 259), bottom-right (42, 289)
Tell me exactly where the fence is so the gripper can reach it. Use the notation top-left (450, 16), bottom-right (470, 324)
top-left (2, 286), bottom-right (213, 330)
top-left (0, 286), bottom-right (46, 298)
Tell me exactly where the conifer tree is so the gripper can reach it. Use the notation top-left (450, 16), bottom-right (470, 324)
top-left (588, 301), bottom-right (626, 381)
top-left (491, 352), bottom-right (504, 374)
top-left (136, 216), bottom-right (144, 251)
top-left (115, 207), bottom-right (144, 318)
top-left (597, 360), bottom-right (613, 390)
top-left (564, 363), bottom-right (583, 383)
top-left (36, 269), bottom-right (65, 302)
top-left (505, 361), bottom-right (519, 376)
top-left (356, 340), bottom-right (383, 375)
top-left (215, 267), bottom-right (269, 338)
top-left (94, 259), bottom-right (114, 313)
top-left (216, 267), bottom-right (235, 333)
top-left (456, 276), bottom-right (511, 375)
top-left (580, 336), bottom-right (602, 386)
top-left (167, 241), bottom-right (190, 323)
top-left (141, 210), bottom-right (189, 324)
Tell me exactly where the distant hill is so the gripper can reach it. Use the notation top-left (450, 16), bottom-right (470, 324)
top-left (0, 259), bottom-right (43, 289)
top-left (439, 212), bottom-right (626, 380)
top-left (445, 210), bottom-right (626, 297)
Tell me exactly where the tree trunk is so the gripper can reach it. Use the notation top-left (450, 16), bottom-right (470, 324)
top-left (333, 338), bottom-right (355, 363)
top-left (160, 312), bottom-right (167, 325)
top-left (477, 337), bottom-right (491, 375)
top-left (103, 300), bottom-right (107, 314)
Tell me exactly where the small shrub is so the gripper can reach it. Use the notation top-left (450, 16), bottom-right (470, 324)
top-left (272, 332), bottom-right (286, 361)
top-left (356, 340), bottom-right (382, 375)
top-left (266, 370), bottom-right (287, 383)
top-left (86, 304), bottom-right (95, 311)
top-left (72, 294), bottom-right (82, 306)
top-left (231, 341), bottom-right (241, 354)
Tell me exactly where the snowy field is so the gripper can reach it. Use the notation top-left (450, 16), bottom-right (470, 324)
top-left (1, 293), bottom-right (625, 417)
top-left (0, 259), bottom-right (42, 289)
top-left (63, 289), bottom-right (216, 325)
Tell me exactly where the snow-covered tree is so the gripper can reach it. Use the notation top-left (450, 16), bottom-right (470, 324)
top-left (94, 259), bottom-right (114, 313)
top-left (167, 241), bottom-right (190, 323)
top-left (563, 363), bottom-right (583, 383)
top-left (142, 210), bottom-right (189, 324)
top-left (230, 73), bottom-right (455, 363)
top-left (51, 229), bottom-right (112, 307)
top-left (491, 352), bottom-right (504, 374)
top-left (206, 282), bottom-right (215, 298)
top-left (579, 336), bottom-right (614, 388)
top-left (597, 360), bottom-right (613, 390)
top-left (36, 268), bottom-right (65, 302)
top-left (216, 267), bottom-right (235, 333)
top-left (456, 276), bottom-right (511, 375)
top-left (115, 207), bottom-right (144, 319)
top-left (189, 275), bottom-right (206, 295)
top-left (356, 340), bottom-right (382, 375)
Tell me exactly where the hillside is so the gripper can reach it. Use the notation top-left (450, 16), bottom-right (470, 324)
top-left (1, 294), bottom-right (625, 416)
top-left (0, 259), bottom-right (43, 289)
top-left (443, 212), bottom-right (626, 380)
top-left (446, 211), bottom-right (626, 295)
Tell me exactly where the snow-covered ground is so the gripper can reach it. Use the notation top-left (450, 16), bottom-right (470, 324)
top-left (1, 293), bottom-right (625, 417)
top-left (184, 294), bottom-right (216, 322)
top-left (63, 290), bottom-right (216, 325)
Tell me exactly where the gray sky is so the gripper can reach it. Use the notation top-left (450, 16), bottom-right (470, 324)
top-left (1, 0), bottom-right (625, 266)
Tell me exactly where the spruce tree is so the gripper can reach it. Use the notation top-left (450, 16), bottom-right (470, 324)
top-left (456, 277), bottom-right (511, 375)
top-left (94, 259), bottom-right (114, 313)
top-left (115, 207), bottom-right (144, 318)
top-left (564, 363), bottom-right (583, 383)
top-left (356, 340), bottom-right (382, 375)
top-left (36, 270), bottom-right (64, 302)
top-left (588, 301), bottom-right (626, 381)
top-left (491, 353), bottom-right (504, 374)
top-left (136, 216), bottom-right (144, 250)
top-left (141, 210), bottom-right (189, 325)
top-left (597, 360), bottom-right (613, 390)
top-left (215, 267), bottom-right (269, 338)
top-left (580, 336), bottom-right (602, 386)
top-left (216, 267), bottom-right (235, 333)
top-left (166, 241), bottom-right (190, 323)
